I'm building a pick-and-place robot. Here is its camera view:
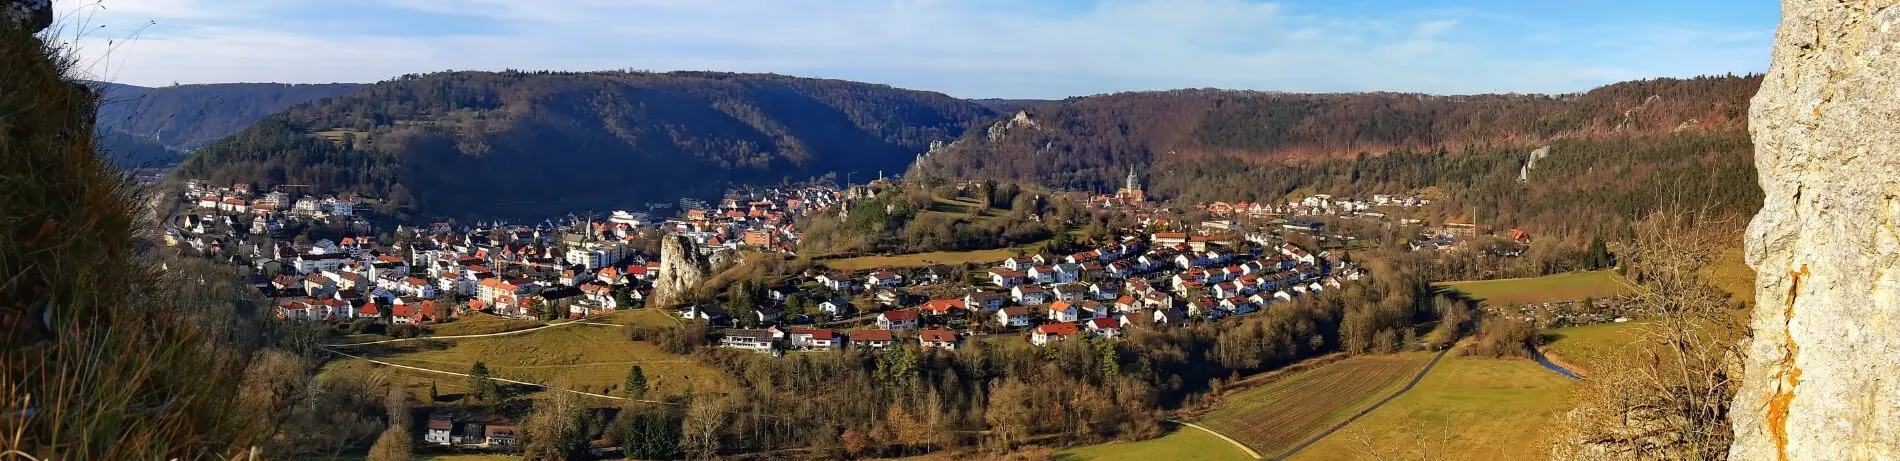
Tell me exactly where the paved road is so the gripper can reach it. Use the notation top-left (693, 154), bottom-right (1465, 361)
top-left (1268, 347), bottom-right (1453, 461)
top-left (1165, 419), bottom-right (1265, 460)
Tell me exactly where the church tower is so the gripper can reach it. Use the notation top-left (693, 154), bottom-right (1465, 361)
top-left (1116, 166), bottom-right (1145, 203)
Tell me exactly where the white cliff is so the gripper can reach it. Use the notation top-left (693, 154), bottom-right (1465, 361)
top-left (1730, 2), bottom-right (1900, 460)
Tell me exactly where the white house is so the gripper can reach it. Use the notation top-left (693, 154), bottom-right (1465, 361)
top-left (1046, 301), bottom-right (1079, 323)
top-left (817, 273), bottom-right (856, 292)
top-left (995, 307), bottom-right (1031, 328)
top-left (1084, 317), bottom-right (1123, 339)
top-left (1031, 322), bottom-right (1080, 347)
top-left (918, 329), bottom-right (959, 351)
top-left (1012, 285), bottom-right (1048, 305)
top-left (1050, 284), bottom-right (1089, 302)
top-left (719, 329), bottom-right (775, 353)
top-left (964, 291), bottom-right (1007, 311)
top-left (788, 328), bottom-right (840, 349)
top-left (425, 415), bottom-right (453, 446)
top-left (866, 271), bottom-right (904, 288)
top-left (988, 269), bottom-right (1026, 288)
top-left (819, 299), bottom-right (854, 317)
top-left (849, 329), bottom-right (896, 349)
top-left (876, 309), bottom-right (919, 331)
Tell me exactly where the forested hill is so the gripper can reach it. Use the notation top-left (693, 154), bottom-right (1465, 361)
top-left (173, 71), bottom-right (996, 220)
top-left (910, 75), bottom-right (1761, 195)
top-left (95, 82), bottom-right (367, 154)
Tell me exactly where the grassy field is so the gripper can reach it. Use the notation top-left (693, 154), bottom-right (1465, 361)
top-left (1196, 353), bottom-right (1434, 457)
top-left (320, 320), bottom-right (725, 401)
top-left (428, 312), bottom-right (541, 336)
top-left (1286, 356), bottom-right (1577, 461)
top-left (1286, 322), bottom-right (1648, 461)
top-left (1702, 243), bottom-right (1756, 305)
top-left (925, 196), bottom-right (1005, 220)
top-left (1541, 321), bottom-right (1649, 374)
top-left (823, 247), bottom-right (1022, 271)
top-left (303, 455), bottom-right (516, 461)
top-left (1055, 426), bottom-right (1255, 461)
top-left (1438, 270), bottom-right (1627, 306)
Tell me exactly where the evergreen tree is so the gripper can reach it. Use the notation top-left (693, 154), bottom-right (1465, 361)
top-left (468, 361), bottom-right (499, 401)
top-left (625, 365), bottom-right (648, 399)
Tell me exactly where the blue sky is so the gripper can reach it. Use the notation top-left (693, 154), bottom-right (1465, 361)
top-left (58, 0), bottom-right (1779, 99)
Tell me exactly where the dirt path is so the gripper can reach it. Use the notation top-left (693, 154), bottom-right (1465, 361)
top-left (1267, 347), bottom-right (1452, 460)
top-left (1165, 419), bottom-right (1265, 460)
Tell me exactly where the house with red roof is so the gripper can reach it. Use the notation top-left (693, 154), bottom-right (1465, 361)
top-left (849, 329), bottom-right (896, 349)
top-left (1032, 322), bottom-right (1080, 347)
top-left (876, 309), bottom-right (919, 331)
top-left (918, 329), bottom-right (959, 351)
top-left (920, 299), bottom-right (966, 318)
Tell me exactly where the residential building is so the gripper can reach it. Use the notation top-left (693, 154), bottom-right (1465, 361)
top-left (1031, 322), bottom-right (1080, 347)
top-left (876, 309), bottom-right (919, 331)
top-left (918, 329), bottom-right (959, 351)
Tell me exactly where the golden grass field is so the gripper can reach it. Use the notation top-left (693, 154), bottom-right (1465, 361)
top-left (1280, 321), bottom-right (1647, 461)
top-left (1438, 270), bottom-right (1627, 306)
top-left (1196, 353), bottom-right (1434, 457)
top-left (319, 309), bottom-right (724, 402)
top-left (1285, 355), bottom-right (1578, 461)
top-left (1054, 425), bottom-right (1255, 461)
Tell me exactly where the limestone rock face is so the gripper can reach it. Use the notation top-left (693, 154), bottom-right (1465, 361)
top-left (651, 234), bottom-right (722, 308)
top-left (2, 0), bottom-right (52, 32)
top-left (1732, 2), bottom-right (1900, 460)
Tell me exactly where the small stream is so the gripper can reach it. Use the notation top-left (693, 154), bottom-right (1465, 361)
top-left (1533, 350), bottom-right (1582, 379)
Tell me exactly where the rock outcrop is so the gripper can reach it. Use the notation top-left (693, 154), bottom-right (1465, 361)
top-left (650, 234), bottom-right (731, 308)
top-left (2, 0), bottom-right (52, 32)
top-left (1732, 2), bottom-right (1900, 460)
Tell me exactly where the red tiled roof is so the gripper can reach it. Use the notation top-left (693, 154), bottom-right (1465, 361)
top-left (922, 299), bottom-right (965, 314)
top-left (790, 328), bottom-right (835, 340)
top-left (850, 329), bottom-right (895, 341)
top-left (918, 329), bottom-right (957, 342)
top-left (880, 310), bottom-right (919, 321)
top-left (1034, 323), bottom-right (1079, 336)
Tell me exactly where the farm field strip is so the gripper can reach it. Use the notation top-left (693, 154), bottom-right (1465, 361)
top-left (1196, 354), bottom-right (1432, 456)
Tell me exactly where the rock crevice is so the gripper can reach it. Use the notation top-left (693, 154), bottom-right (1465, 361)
top-left (1732, 2), bottom-right (1900, 460)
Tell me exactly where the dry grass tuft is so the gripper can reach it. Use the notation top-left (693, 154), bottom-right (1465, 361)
top-left (0, 25), bottom-right (260, 459)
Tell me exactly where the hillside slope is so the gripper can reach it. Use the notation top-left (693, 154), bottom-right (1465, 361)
top-left (174, 71), bottom-right (994, 220)
top-left (912, 76), bottom-right (1759, 196)
top-left (94, 82), bottom-right (366, 154)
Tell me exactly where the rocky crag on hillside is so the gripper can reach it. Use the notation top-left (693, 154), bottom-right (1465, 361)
top-left (650, 234), bottom-right (735, 308)
top-left (1732, 1), bottom-right (1900, 460)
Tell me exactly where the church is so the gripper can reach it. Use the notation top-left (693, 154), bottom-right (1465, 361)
top-left (1113, 167), bottom-right (1146, 204)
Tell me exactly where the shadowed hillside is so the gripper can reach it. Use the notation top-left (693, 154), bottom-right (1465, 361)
top-left (912, 75), bottom-right (1760, 195)
top-left (174, 71), bottom-right (995, 220)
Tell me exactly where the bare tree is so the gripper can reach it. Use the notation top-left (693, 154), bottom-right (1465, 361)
top-left (681, 395), bottom-right (729, 460)
top-left (1549, 211), bottom-right (1743, 460)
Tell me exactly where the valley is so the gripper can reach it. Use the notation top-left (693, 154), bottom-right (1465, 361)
top-left (141, 61), bottom-right (1762, 461)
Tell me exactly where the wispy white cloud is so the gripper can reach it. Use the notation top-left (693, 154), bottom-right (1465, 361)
top-left (62, 0), bottom-right (1772, 98)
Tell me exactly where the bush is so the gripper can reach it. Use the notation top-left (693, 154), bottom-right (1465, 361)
top-left (1465, 316), bottom-right (1541, 358)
